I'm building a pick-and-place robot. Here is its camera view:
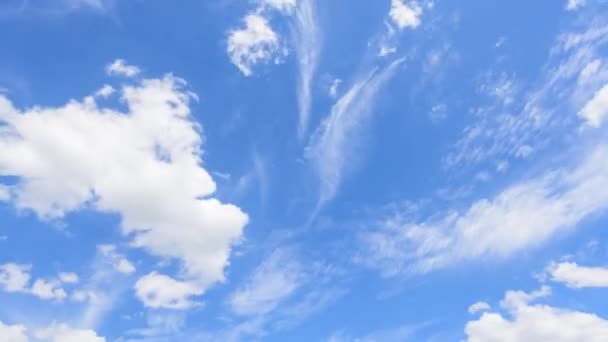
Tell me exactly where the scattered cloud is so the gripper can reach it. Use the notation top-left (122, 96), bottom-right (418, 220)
top-left (566, 0), bottom-right (587, 11)
top-left (292, 0), bottom-right (321, 136)
top-left (229, 249), bottom-right (303, 316)
top-left (468, 301), bottom-right (491, 314)
top-left (0, 321), bottom-right (27, 342)
top-left (306, 58), bottom-right (405, 205)
top-left (105, 59), bottom-right (141, 77)
top-left (465, 286), bottom-right (608, 342)
top-left (227, 14), bottom-right (283, 76)
top-left (0, 263), bottom-right (75, 301)
top-left (35, 323), bottom-right (106, 342)
top-left (389, 0), bottom-right (422, 30)
top-left (0, 64), bottom-right (249, 304)
top-left (58, 272), bottom-right (79, 284)
top-left (0, 263), bottom-right (31, 292)
top-left (547, 262), bottom-right (608, 288)
top-left (358, 143), bottom-right (608, 275)
top-left (579, 83), bottom-right (608, 127)
top-left (134, 272), bottom-right (203, 310)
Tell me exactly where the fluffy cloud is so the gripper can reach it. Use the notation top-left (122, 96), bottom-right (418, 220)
top-left (229, 249), bottom-right (303, 316)
top-left (35, 323), bottom-right (105, 342)
top-left (307, 59), bottom-right (405, 204)
top-left (58, 272), bottom-right (79, 284)
top-left (30, 279), bottom-right (67, 301)
top-left (389, 0), bottom-right (422, 30)
top-left (0, 67), bottom-right (248, 304)
top-left (359, 143), bottom-right (608, 275)
top-left (466, 287), bottom-right (608, 342)
top-left (566, 0), bottom-right (586, 11)
top-left (97, 245), bottom-right (135, 274)
top-left (227, 14), bottom-right (282, 76)
top-left (134, 272), bottom-right (203, 310)
top-left (0, 321), bottom-right (27, 342)
top-left (468, 301), bottom-right (491, 314)
top-left (0, 263), bottom-right (71, 301)
top-left (105, 59), bottom-right (140, 77)
top-left (0, 264), bottom-right (31, 292)
top-left (579, 83), bottom-right (608, 127)
top-left (548, 262), bottom-right (608, 288)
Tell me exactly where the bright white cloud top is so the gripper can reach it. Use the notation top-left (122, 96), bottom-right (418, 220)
top-left (0, 68), bottom-right (248, 304)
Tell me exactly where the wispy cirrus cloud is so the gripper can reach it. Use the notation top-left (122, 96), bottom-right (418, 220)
top-left (292, 0), bottom-right (321, 136)
top-left (358, 142), bottom-right (608, 275)
top-left (306, 58), bottom-right (405, 205)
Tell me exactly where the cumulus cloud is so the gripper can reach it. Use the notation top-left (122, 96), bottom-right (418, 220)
top-left (227, 14), bottom-right (282, 76)
top-left (465, 287), bottom-right (608, 342)
top-left (97, 245), bottom-right (135, 274)
top-left (35, 323), bottom-right (105, 342)
top-left (30, 279), bottom-right (67, 301)
top-left (468, 301), bottom-right (491, 314)
top-left (134, 272), bottom-right (203, 310)
top-left (58, 272), bottom-right (79, 284)
top-left (229, 249), bottom-right (303, 316)
top-left (0, 263), bottom-right (71, 301)
top-left (0, 65), bottom-right (248, 305)
top-left (0, 321), bottom-right (27, 342)
top-left (359, 144), bottom-right (608, 275)
top-left (579, 83), bottom-right (608, 127)
top-left (389, 0), bottom-right (422, 30)
top-left (105, 59), bottom-right (140, 77)
top-left (307, 58), bottom-right (405, 205)
top-left (548, 262), bottom-right (608, 288)
top-left (566, 0), bottom-right (586, 11)
top-left (0, 263), bottom-right (31, 292)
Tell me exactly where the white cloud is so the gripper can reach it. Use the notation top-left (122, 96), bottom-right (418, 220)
top-left (95, 84), bottom-right (114, 98)
top-left (0, 184), bottom-right (10, 201)
top-left (445, 22), bottom-right (608, 170)
top-left (469, 301), bottom-right (491, 314)
top-left (292, 0), bottom-right (321, 136)
top-left (566, 0), bottom-right (586, 11)
top-left (548, 262), bottom-right (608, 288)
top-left (30, 279), bottom-right (67, 301)
top-left (35, 323), bottom-right (105, 342)
top-left (0, 264), bottom-right (67, 301)
top-left (262, 0), bottom-right (296, 14)
top-left (329, 79), bottom-right (342, 98)
top-left (229, 249), bottom-right (303, 316)
top-left (97, 245), bottom-right (135, 274)
top-left (0, 321), bottom-right (27, 342)
top-left (307, 58), bottom-right (405, 204)
top-left (227, 14), bottom-right (282, 76)
top-left (0, 264), bottom-right (31, 292)
top-left (134, 273), bottom-right (203, 310)
top-left (389, 0), bottom-right (422, 30)
top-left (579, 83), bottom-right (608, 127)
top-left (58, 272), bottom-right (79, 284)
top-left (105, 59), bottom-right (141, 77)
top-left (116, 258), bottom-right (135, 274)
top-left (359, 143), bottom-right (608, 275)
top-left (0, 70), bottom-right (248, 301)
top-left (465, 287), bottom-right (608, 342)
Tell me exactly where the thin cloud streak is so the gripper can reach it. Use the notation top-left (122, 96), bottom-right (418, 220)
top-left (292, 0), bottom-right (321, 137)
top-left (306, 58), bottom-right (406, 206)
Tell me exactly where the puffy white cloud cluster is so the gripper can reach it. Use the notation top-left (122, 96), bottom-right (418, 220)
top-left (0, 61), bottom-right (249, 309)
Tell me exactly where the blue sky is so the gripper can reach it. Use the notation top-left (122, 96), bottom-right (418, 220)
top-left (1, 0), bottom-right (608, 341)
